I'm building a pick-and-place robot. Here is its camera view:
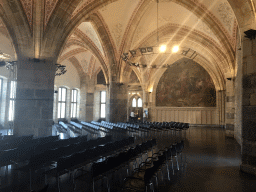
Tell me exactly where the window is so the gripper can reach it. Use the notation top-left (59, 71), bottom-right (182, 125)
top-left (71, 89), bottom-right (78, 118)
top-left (100, 91), bottom-right (106, 118)
top-left (0, 78), bottom-right (2, 114)
top-left (0, 78), bottom-right (2, 101)
top-left (9, 81), bottom-right (16, 121)
top-left (58, 87), bottom-right (67, 118)
top-left (132, 98), bottom-right (137, 107)
top-left (138, 98), bottom-right (142, 107)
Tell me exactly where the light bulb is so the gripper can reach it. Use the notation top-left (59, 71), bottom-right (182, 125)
top-left (159, 45), bottom-right (167, 53)
top-left (172, 46), bottom-right (179, 53)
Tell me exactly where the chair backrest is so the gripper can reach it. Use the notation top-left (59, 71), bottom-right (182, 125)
top-left (91, 161), bottom-right (107, 178)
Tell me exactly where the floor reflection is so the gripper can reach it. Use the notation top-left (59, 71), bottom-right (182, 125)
top-left (0, 126), bottom-right (256, 192)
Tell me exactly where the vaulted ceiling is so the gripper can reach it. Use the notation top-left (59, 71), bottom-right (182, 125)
top-left (0, 0), bottom-right (255, 91)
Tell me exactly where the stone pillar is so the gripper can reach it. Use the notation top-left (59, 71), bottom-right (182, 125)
top-left (79, 85), bottom-right (87, 121)
top-left (240, 37), bottom-right (256, 175)
top-left (106, 82), bottom-right (128, 123)
top-left (234, 41), bottom-right (243, 146)
top-left (85, 93), bottom-right (94, 122)
top-left (13, 58), bottom-right (55, 137)
top-left (79, 76), bottom-right (95, 122)
top-left (225, 79), bottom-right (235, 137)
top-left (217, 90), bottom-right (225, 126)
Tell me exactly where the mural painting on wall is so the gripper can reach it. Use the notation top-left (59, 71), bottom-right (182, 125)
top-left (129, 70), bottom-right (140, 84)
top-left (156, 59), bottom-right (216, 107)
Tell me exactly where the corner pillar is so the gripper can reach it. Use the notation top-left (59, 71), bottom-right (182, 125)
top-left (240, 37), bottom-right (256, 175)
top-left (13, 58), bottom-right (56, 137)
top-left (106, 82), bottom-right (128, 123)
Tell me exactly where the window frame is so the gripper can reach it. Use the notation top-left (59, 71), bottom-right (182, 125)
top-left (131, 96), bottom-right (143, 108)
top-left (58, 87), bottom-right (67, 119)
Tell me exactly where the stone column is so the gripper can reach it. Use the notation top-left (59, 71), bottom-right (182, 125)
top-left (240, 37), bottom-right (256, 175)
top-left (225, 79), bottom-right (235, 137)
top-left (13, 58), bottom-right (56, 137)
top-left (106, 82), bottom-right (128, 123)
top-left (216, 90), bottom-right (225, 126)
top-left (79, 75), bottom-right (95, 122)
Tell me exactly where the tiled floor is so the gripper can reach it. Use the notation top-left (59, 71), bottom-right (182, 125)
top-left (1, 126), bottom-right (256, 192)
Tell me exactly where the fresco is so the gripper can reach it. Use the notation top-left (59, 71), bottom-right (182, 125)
top-left (129, 70), bottom-right (140, 83)
top-left (156, 59), bottom-right (216, 107)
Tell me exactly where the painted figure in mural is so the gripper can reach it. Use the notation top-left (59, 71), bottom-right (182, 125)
top-left (156, 58), bottom-right (216, 107)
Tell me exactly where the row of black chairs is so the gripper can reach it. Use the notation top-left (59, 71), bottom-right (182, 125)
top-left (0, 135), bottom-right (34, 151)
top-left (16, 136), bottom-right (111, 192)
top-left (124, 140), bottom-right (185, 192)
top-left (54, 137), bottom-right (135, 191)
top-left (54, 124), bottom-right (68, 134)
top-left (28, 135), bottom-right (110, 169)
top-left (84, 139), bottom-right (156, 192)
top-left (0, 135), bottom-right (89, 166)
top-left (144, 121), bottom-right (189, 130)
top-left (59, 121), bottom-right (82, 135)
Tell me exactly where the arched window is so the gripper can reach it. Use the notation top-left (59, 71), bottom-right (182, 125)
top-left (71, 89), bottom-right (78, 118)
top-left (58, 87), bottom-right (67, 118)
top-left (138, 98), bottom-right (142, 107)
top-left (132, 98), bottom-right (137, 107)
top-left (9, 81), bottom-right (16, 121)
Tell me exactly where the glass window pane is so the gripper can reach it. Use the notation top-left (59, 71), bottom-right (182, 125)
top-left (70, 103), bottom-right (73, 118)
top-left (73, 103), bottom-right (77, 118)
top-left (61, 103), bottom-right (65, 118)
top-left (138, 98), bottom-right (142, 107)
top-left (58, 103), bottom-right (61, 118)
top-left (101, 104), bottom-right (106, 118)
top-left (101, 91), bottom-right (106, 103)
top-left (0, 78), bottom-right (2, 96)
top-left (58, 88), bottom-right (61, 101)
top-left (74, 90), bottom-right (77, 102)
top-left (62, 88), bottom-right (66, 102)
top-left (9, 100), bottom-right (14, 121)
top-left (71, 90), bottom-right (74, 102)
top-left (132, 98), bottom-right (136, 107)
top-left (10, 81), bottom-right (16, 99)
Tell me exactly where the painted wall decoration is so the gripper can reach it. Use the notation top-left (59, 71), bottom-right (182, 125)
top-left (156, 59), bottom-right (216, 107)
top-left (129, 70), bottom-right (140, 84)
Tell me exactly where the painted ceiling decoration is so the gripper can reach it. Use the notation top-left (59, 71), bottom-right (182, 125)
top-left (20, 0), bottom-right (33, 28)
top-left (3, 0), bottom-right (238, 87)
top-left (44, 0), bottom-right (59, 27)
top-left (71, 0), bottom-right (90, 18)
top-left (77, 22), bottom-right (105, 56)
top-left (98, 0), bottom-right (141, 49)
top-left (130, 1), bottom-right (237, 50)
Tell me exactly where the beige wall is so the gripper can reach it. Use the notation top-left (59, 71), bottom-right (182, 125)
top-left (55, 60), bottom-right (80, 89)
top-left (151, 107), bottom-right (219, 125)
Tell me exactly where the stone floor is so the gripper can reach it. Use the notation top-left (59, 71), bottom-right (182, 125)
top-left (0, 126), bottom-right (256, 192)
top-left (157, 126), bottom-right (256, 192)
